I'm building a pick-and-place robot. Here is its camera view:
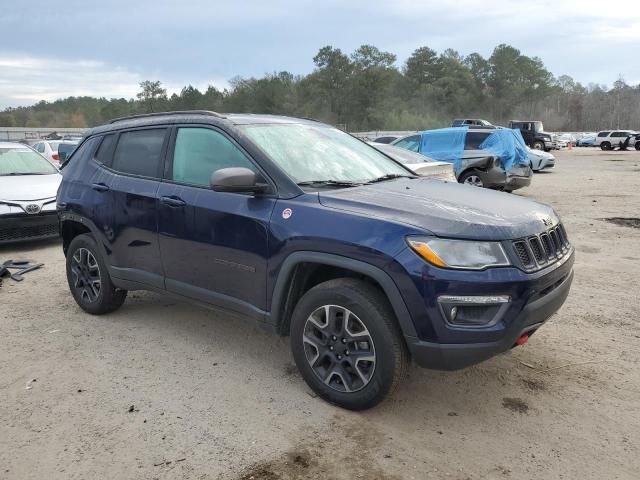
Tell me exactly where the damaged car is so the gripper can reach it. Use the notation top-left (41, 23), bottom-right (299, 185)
top-left (58, 112), bottom-right (573, 410)
top-left (392, 127), bottom-right (533, 191)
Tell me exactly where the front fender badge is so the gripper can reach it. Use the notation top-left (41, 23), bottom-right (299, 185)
top-left (282, 208), bottom-right (293, 219)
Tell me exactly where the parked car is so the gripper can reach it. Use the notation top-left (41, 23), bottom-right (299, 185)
top-left (527, 147), bottom-right (555, 171)
top-left (0, 142), bottom-right (61, 243)
top-left (368, 142), bottom-right (456, 181)
top-left (391, 128), bottom-right (533, 191)
top-left (630, 133), bottom-right (640, 150)
top-left (371, 135), bottom-right (399, 144)
top-left (31, 140), bottom-right (78, 163)
top-left (57, 141), bottom-right (79, 162)
top-left (576, 135), bottom-right (596, 147)
top-left (553, 133), bottom-right (576, 149)
top-left (451, 119), bottom-right (494, 127)
top-left (58, 111), bottom-right (574, 410)
top-left (595, 130), bottom-right (636, 150)
top-left (509, 120), bottom-right (554, 151)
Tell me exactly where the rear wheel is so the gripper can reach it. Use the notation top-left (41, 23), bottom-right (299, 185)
top-left (66, 234), bottom-right (127, 314)
top-left (459, 170), bottom-right (486, 188)
top-left (290, 278), bottom-right (408, 410)
top-left (635, 142), bottom-right (640, 151)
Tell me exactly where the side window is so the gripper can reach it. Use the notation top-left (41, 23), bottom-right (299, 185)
top-left (598, 131), bottom-right (610, 137)
top-left (393, 135), bottom-right (421, 153)
top-left (94, 134), bottom-right (117, 166)
top-left (35, 143), bottom-right (45, 153)
top-left (171, 127), bottom-right (255, 187)
top-left (111, 129), bottom-right (167, 178)
top-left (65, 136), bottom-right (100, 165)
top-left (465, 132), bottom-right (490, 150)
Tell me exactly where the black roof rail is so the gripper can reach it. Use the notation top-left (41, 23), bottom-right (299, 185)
top-left (108, 110), bottom-right (226, 124)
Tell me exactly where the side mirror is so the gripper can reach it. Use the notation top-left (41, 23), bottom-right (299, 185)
top-left (210, 167), bottom-right (268, 194)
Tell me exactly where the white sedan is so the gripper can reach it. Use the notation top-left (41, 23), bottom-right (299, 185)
top-left (30, 140), bottom-right (77, 163)
top-left (0, 142), bottom-right (62, 243)
top-left (527, 147), bottom-right (555, 172)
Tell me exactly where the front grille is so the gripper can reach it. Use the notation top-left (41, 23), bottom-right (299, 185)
top-left (511, 223), bottom-right (571, 271)
top-left (0, 214), bottom-right (59, 243)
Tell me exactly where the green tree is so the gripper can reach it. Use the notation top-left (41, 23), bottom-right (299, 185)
top-left (136, 80), bottom-right (167, 113)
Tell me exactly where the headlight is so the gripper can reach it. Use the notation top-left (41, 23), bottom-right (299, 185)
top-left (407, 236), bottom-right (511, 270)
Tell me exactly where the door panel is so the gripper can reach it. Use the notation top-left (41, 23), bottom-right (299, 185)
top-left (158, 183), bottom-right (275, 313)
top-left (158, 126), bottom-right (275, 315)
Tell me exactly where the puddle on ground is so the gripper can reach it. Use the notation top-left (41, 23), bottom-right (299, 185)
top-left (603, 217), bottom-right (640, 229)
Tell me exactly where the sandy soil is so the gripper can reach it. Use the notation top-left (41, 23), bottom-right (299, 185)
top-left (1, 148), bottom-right (639, 480)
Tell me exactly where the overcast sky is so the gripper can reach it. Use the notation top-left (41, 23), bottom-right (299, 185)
top-left (1, 0), bottom-right (639, 109)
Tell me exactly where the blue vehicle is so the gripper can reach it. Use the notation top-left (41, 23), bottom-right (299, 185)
top-left (58, 111), bottom-right (574, 410)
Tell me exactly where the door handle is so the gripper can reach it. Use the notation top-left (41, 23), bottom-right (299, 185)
top-left (160, 196), bottom-right (186, 208)
top-left (91, 183), bottom-right (109, 192)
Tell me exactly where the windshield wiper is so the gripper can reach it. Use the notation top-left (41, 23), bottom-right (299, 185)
top-left (0, 172), bottom-right (45, 176)
top-left (366, 173), bottom-right (414, 184)
top-left (296, 180), bottom-right (364, 187)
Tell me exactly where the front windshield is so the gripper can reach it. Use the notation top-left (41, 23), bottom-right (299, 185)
top-left (241, 123), bottom-right (411, 183)
top-left (0, 147), bottom-right (58, 175)
top-left (533, 121), bottom-right (544, 133)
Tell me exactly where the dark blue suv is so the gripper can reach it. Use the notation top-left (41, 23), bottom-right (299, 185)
top-left (58, 111), bottom-right (574, 410)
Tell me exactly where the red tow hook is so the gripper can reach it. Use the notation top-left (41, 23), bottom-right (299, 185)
top-left (515, 334), bottom-right (529, 346)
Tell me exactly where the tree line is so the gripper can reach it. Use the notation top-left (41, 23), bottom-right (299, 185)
top-left (1, 43), bottom-right (638, 132)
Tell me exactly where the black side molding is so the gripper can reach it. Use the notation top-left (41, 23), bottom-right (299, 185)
top-left (268, 251), bottom-right (417, 338)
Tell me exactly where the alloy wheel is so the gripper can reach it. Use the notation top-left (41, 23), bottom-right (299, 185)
top-left (464, 175), bottom-right (484, 187)
top-left (302, 305), bottom-right (376, 393)
top-left (70, 247), bottom-right (102, 303)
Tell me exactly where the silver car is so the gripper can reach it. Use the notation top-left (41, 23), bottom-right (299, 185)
top-left (0, 142), bottom-right (62, 244)
top-left (368, 142), bottom-right (456, 181)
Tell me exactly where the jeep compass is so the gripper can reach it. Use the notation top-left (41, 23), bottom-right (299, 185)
top-left (58, 111), bottom-right (574, 410)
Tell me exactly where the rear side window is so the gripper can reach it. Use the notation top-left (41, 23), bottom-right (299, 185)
top-left (94, 134), bottom-right (117, 166)
top-left (465, 132), bottom-right (490, 150)
top-left (171, 127), bottom-right (254, 187)
top-left (112, 129), bottom-right (167, 178)
top-left (597, 131), bottom-right (610, 137)
top-left (393, 135), bottom-right (421, 152)
top-left (63, 136), bottom-right (100, 167)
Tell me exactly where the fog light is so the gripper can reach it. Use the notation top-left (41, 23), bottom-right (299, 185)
top-left (438, 295), bottom-right (511, 328)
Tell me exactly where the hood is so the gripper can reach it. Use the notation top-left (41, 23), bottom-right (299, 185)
top-left (318, 177), bottom-right (557, 241)
top-left (0, 173), bottom-right (61, 201)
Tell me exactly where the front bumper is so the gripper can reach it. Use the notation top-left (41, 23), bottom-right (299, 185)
top-left (406, 268), bottom-right (573, 369)
top-left (390, 246), bottom-right (574, 370)
top-left (0, 212), bottom-right (60, 244)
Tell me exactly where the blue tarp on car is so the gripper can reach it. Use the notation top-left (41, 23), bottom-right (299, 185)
top-left (419, 127), bottom-right (529, 173)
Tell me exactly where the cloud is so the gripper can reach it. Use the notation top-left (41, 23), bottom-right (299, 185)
top-left (0, 54), bottom-right (230, 109)
top-left (0, 0), bottom-right (639, 108)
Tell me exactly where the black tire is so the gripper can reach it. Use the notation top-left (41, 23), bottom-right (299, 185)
top-left (290, 278), bottom-right (409, 410)
top-left (459, 169), bottom-right (486, 188)
top-left (635, 142), bottom-right (640, 151)
top-left (601, 142), bottom-right (611, 151)
top-left (66, 234), bottom-right (127, 314)
top-left (532, 140), bottom-right (544, 150)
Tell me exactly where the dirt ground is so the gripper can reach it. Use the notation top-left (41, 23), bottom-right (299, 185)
top-left (1, 148), bottom-right (639, 480)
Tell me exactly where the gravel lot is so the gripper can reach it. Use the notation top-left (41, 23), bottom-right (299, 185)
top-left (1, 148), bottom-right (639, 480)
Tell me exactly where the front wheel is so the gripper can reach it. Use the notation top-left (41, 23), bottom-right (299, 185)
top-left (635, 143), bottom-right (640, 151)
top-left (290, 278), bottom-right (408, 410)
top-left (601, 142), bottom-right (611, 151)
top-left (459, 170), bottom-right (486, 188)
top-left (66, 234), bottom-right (127, 314)
top-left (532, 141), bottom-right (545, 150)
